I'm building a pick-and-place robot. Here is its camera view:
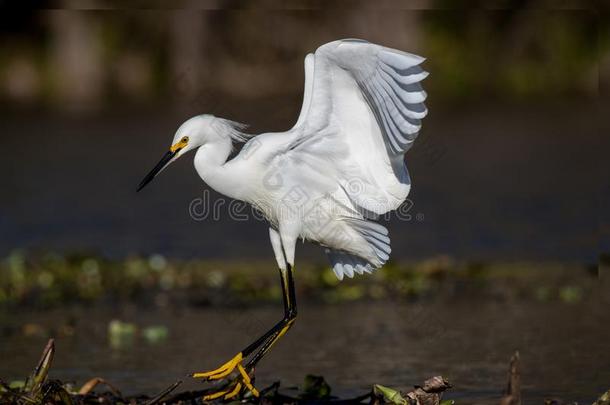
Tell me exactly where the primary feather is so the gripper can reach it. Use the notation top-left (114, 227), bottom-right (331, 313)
top-left (286, 39), bottom-right (428, 216)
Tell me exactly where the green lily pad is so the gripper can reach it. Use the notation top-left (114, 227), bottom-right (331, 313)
top-left (108, 320), bottom-right (137, 349)
top-left (142, 325), bottom-right (169, 344)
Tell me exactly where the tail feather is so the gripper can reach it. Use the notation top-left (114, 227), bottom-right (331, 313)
top-left (328, 250), bottom-right (373, 281)
top-left (344, 218), bottom-right (391, 264)
top-left (326, 218), bottom-right (391, 281)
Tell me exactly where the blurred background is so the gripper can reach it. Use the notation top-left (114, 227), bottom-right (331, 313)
top-left (0, 2), bottom-right (608, 404)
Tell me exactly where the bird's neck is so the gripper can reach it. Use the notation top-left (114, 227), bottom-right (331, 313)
top-left (194, 136), bottom-right (249, 201)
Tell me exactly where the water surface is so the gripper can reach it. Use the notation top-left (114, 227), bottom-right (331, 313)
top-left (1, 299), bottom-right (608, 404)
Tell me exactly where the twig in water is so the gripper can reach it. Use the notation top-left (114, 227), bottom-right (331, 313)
top-left (500, 351), bottom-right (521, 405)
top-left (146, 380), bottom-right (183, 405)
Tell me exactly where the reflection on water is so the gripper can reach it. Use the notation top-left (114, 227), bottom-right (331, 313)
top-left (1, 299), bottom-right (609, 404)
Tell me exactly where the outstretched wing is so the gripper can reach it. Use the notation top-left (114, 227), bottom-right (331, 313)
top-left (285, 39), bottom-right (429, 216)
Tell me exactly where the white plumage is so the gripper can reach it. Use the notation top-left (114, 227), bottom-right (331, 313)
top-left (139, 39), bottom-right (429, 280)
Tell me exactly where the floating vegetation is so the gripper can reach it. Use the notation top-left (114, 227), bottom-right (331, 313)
top-left (105, 320), bottom-right (169, 349)
top-left (0, 250), bottom-right (597, 310)
top-left (142, 325), bottom-right (170, 345)
top-left (0, 339), bottom-right (448, 404)
top-left (374, 376), bottom-right (451, 405)
top-left (107, 320), bottom-right (137, 349)
top-left (1, 340), bottom-right (606, 405)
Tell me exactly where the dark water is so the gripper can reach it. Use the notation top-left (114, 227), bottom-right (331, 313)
top-left (0, 100), bottom-right (604, 262)
top-left (1, 299), bottom-right (609, 404)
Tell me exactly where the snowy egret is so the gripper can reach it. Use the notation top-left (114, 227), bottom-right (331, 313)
top-left (137, 39), bottom-right (428, 400)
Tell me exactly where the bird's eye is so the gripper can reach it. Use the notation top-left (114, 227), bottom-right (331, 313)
top-left (181, 136), bottom-right (189, 143)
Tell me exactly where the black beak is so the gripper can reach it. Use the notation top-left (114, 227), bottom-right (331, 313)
top-left (137, 150), bottom-right (178, 192)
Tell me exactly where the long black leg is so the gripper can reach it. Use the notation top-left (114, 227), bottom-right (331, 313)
top-left (193, 265), bottom-right (296, 400)
top-left (241, 264), bottom-right (297, 366)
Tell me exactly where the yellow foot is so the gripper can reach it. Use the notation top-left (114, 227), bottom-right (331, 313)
top-left (192, 352), bottom-right (244, 380)
top-left (193, 352), bottom-right (260, 401)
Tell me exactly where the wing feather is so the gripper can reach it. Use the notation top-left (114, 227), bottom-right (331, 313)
top-left (275, 39), bottom-right (429, 217)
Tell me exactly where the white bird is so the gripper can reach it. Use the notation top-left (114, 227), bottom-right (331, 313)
top-left (137, 39), bottom-right (428, 400)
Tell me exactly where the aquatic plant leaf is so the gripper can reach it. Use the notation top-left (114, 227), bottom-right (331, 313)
top-left (8, 380), bottom-right (25, 389)
top-left (301, 375), bottom-right (331, 399)
top-left (142, 326), bottom-right (169, 344)
top-left (593, 389), bottom-right (610, 405)
top-left (24, 338), bottom-right (54, 396)
top-left (559, 286), bottom-right (582, 303)
top-left (56, 386), bottom-right (74, 405)
top-left (374, 384), bottom-right (408, 405)
top-left (108, 320), bottom-right (137, 349)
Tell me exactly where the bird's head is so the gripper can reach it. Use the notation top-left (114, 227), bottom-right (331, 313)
top-left (137, 115), bottom-right (249, 192)
top-left (137, 115), bottom-right (213, 192)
